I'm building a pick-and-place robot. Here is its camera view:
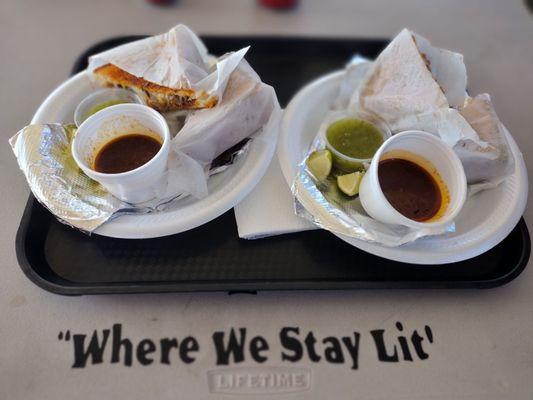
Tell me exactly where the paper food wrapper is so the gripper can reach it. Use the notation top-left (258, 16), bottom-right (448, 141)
top-left (10, 26), bottom-right (280, 233)
top-left (173, 62), bottom-right (274, 163)
top-left (293, 29), bottom-right (515, 246)
top-left (88, 24), bottom-right (248, 102)
top-left (351, 29), bottom-right (514, 187)
top-left (162, 60), bottom-right (279, 200)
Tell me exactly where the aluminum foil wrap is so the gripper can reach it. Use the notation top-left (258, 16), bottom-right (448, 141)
top-left (10, 124), bottom-right (123, 231)
top-left (10, 124), bottom-right (250, 233)
top-left (292, 128), bottom-right (455, 247)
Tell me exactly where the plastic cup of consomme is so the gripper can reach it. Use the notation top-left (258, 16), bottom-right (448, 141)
top-left (72, 103), bottom-right (170, 204)
top-left (359, 130), bottom-right (467, 229)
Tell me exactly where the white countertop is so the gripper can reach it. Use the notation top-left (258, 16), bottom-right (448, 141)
top-left (1, 0), bottom-right (533, 399)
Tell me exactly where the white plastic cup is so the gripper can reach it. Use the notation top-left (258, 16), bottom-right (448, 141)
top-left (359, 130), bottom-right (467, 229)
top-left (72, 104), bottom-right (170, 204)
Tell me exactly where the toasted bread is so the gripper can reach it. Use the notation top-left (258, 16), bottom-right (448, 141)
top-left (93, 64), bottom-right (217, 112)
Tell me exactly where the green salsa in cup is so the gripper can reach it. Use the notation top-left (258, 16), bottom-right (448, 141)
top-left (74, 88), bottom-right (144, 127)
top-left (84, 99), bottom-right (126, 121)
top-left (325, 117), bottom-right (390, 172)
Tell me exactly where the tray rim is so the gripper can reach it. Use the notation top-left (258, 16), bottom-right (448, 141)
top-left (69, 35), bottom-right (392, 76)
top-left (16, 195), bottom-right (531, 296)
top-left (14, 35), bottom-right (532, 295)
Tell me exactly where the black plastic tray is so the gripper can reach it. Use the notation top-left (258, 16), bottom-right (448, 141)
top-left (16, 36), bottom-right (531, 295)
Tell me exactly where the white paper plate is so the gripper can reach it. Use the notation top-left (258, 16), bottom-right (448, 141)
top-left (278, 71), bottom-right (528, 264)
top-left (32, 71), bottom-right (278, 238)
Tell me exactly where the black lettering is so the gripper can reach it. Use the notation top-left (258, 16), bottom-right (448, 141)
top-left (425, 325), bottom-right (434, 343)
top-left (304, 332), bottom-right (321, 362)
top-left (370, 329), bottom-right (399, 362)
top-left (398, 336), bottom-right (412, 361)
top-left (250, 336), bottom-right (269, 363)
top-left (111, 324), bottom-right (132, 366)
top-left (137, 339), bottom-right (156, 365)
top-left (180, 336), bottom-right (199, 364)
top-left (160, 338), bottom-right (178, 365)
top-left (72, 329), bottom-right (110, 368)
top-left (395, 322), bottom-right (412, 361)
top-left (323, 337), bottom-right (344, 363)
top-left (411, 330), bottom-right (429, 360)
top-left (212, 328), bottom-right (246, 365)
top-left (280, 327), bottom-right (303, 362)
top-left (342, 333), bottom-right (360, 370)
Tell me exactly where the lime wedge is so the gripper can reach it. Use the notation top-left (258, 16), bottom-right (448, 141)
top-left (306, 149), bottom-right (332, 181)
top-left (337, 171), bottom-right (364, 196)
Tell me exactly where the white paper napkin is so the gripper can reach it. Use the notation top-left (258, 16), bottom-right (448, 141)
top-left (234, 156), bottom-right (317, 239)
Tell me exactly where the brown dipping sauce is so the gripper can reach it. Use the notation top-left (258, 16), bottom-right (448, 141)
top-left (378, 158), bottom-right (441, 222)
top-left (94, 134), bottom-right (162, 174)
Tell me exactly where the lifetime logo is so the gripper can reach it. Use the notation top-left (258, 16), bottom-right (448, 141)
top-left (207, 367), bottom-right (311, 395)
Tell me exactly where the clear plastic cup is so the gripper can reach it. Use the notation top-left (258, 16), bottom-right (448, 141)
top-left (74, 88), bottom-right (144, 127)
top-left (323, 113), bottom-right (391, 172)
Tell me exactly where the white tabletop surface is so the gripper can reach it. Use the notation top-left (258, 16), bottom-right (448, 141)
top-left (1, 0), bottom-right (533, 399)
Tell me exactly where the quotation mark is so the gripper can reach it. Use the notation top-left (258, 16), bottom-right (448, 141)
top-left (58, 330), bottom-right (71, 341)
top-left (425, 325), bottom-right (433, 343)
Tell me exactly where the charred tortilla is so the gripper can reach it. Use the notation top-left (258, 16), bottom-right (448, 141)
top-left (93, 64), bottom-right (217, 112)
